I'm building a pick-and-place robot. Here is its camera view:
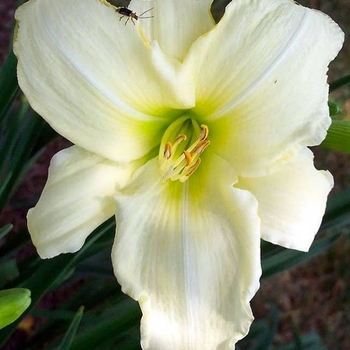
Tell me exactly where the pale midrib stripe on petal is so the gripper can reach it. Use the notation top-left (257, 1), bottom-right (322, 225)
top-left (211, 9), bottom-right (308, 119)
top-left (181, 181), bottom-right (197, 346)
top-left (40, 10), bottom-right (163, 122)
top-left (180, 181), bottom-right (240, 347)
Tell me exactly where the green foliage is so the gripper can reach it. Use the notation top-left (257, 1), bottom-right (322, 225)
top-left (321, 120), bottom-right (350, 153)
top-left (261, 230), bottom-right (342, 279)
top-left (58, 306), bottom-right (84, 350)
top-left (328, 100), bottom-right (341, 116)
top-left (329, 74), bottom-right (350, 92)
top-left (0, 51), bottom-right (18, 121)
top-left (274, 331), bottom-right (328, 350)
top-left (237, 309), bottom-right (329, 350)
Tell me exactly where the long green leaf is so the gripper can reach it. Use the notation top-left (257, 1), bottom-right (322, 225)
top-left (249, 306), bottom-right (279, 350)
top-left (101, 326), bottom-right (141, 350)
top-left (58, 306), bottom-right (84, 350)
top-left (0, 51), bottom-right (18, 121)
top-left (321, 189), bottom-right (350, 230)
top-left (0, 109), bottom-right (47, 210)
top-left (29, 277), bottom-right (122, 349)
top-left (0, 224), bottom-right (13, 240)
top-left (321, 120), bottom-right (350, 153)
top-left (275, 331), bottom-right (328, 350)
top-left (0, 260), bottom-right (19, 288)
top-left (0, 218), bottom-right (115, 347)
top-left (329, 74), bottom-right (350, 92)
top-left (291, 319), bottom-right (305, 350)
top-left (70, 297), bottom-right (141, 350)
top-left (0, 229), bottom-right (31, 264)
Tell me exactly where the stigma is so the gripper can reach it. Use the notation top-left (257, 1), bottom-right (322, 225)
top-left (159, 122), bottom-right (210, 182)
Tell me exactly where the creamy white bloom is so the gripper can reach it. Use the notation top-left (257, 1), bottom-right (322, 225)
top-left (14, 0), bottom-right (343, 348)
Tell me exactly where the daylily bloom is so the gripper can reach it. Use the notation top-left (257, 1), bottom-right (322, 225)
top-left (14, 0), bottom-right (343, 348)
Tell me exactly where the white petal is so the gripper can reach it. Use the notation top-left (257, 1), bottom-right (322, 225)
top-left (113, 153), bottom-right (261, 349)
top-left (185, 0), bottom-right (344, 176)
top-left (28, 146), bottom-right (138, 258)
top-left (130, 0), bottom-right (215, 61)
top-left (236, 149), bottom-right (333, 252)
top-left (14, 0), bottom-right (195, 163)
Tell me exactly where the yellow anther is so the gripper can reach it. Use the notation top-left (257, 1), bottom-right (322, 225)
top-left (199, 125), bottom-right (209, 141)
top-left (186, 158), bottom-right (201, 177)
top-left (183, 151), bottom-right (192, 166)
top-left (164, 142), bottom-right (172, 159)
top-left (159, 120), bottom-right (210, 182)
top-left (175, 134), bottom-right (187, 144)
top-left (193, 140), bottom-right (210, 155)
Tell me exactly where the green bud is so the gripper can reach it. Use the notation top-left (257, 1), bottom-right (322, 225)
top-left (328, 100), bottom-right (341, 117)
top-left (0, 288), bottom-right (31, 329)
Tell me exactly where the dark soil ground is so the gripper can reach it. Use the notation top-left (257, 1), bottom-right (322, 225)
top-left (1, 0), bottom-right (349, 349)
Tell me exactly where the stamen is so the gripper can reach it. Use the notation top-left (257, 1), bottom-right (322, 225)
top-left (185, 158), bottom-right (201, 177)
top-left (175, 134), bottom-right (187, 143)
top-left (160, 122), bottom-right (210, 182)
top-left (192, 140), bottom-right (210, 155)
top-left (199, 125), bottom-right (209, 140)
top-left (183, 151), bottom-right (192, 166)
top-left (164, 142), bottom-right (172, 159)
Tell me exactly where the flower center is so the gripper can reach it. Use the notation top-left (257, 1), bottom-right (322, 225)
top-left (159, 116), bottom-right (210, 182)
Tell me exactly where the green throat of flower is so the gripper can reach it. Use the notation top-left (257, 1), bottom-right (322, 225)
top-left (159, 116), bottom-right (210, 182)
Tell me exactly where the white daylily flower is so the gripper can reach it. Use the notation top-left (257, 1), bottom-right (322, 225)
top-left (14, 0), bottom-right (343, 348)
